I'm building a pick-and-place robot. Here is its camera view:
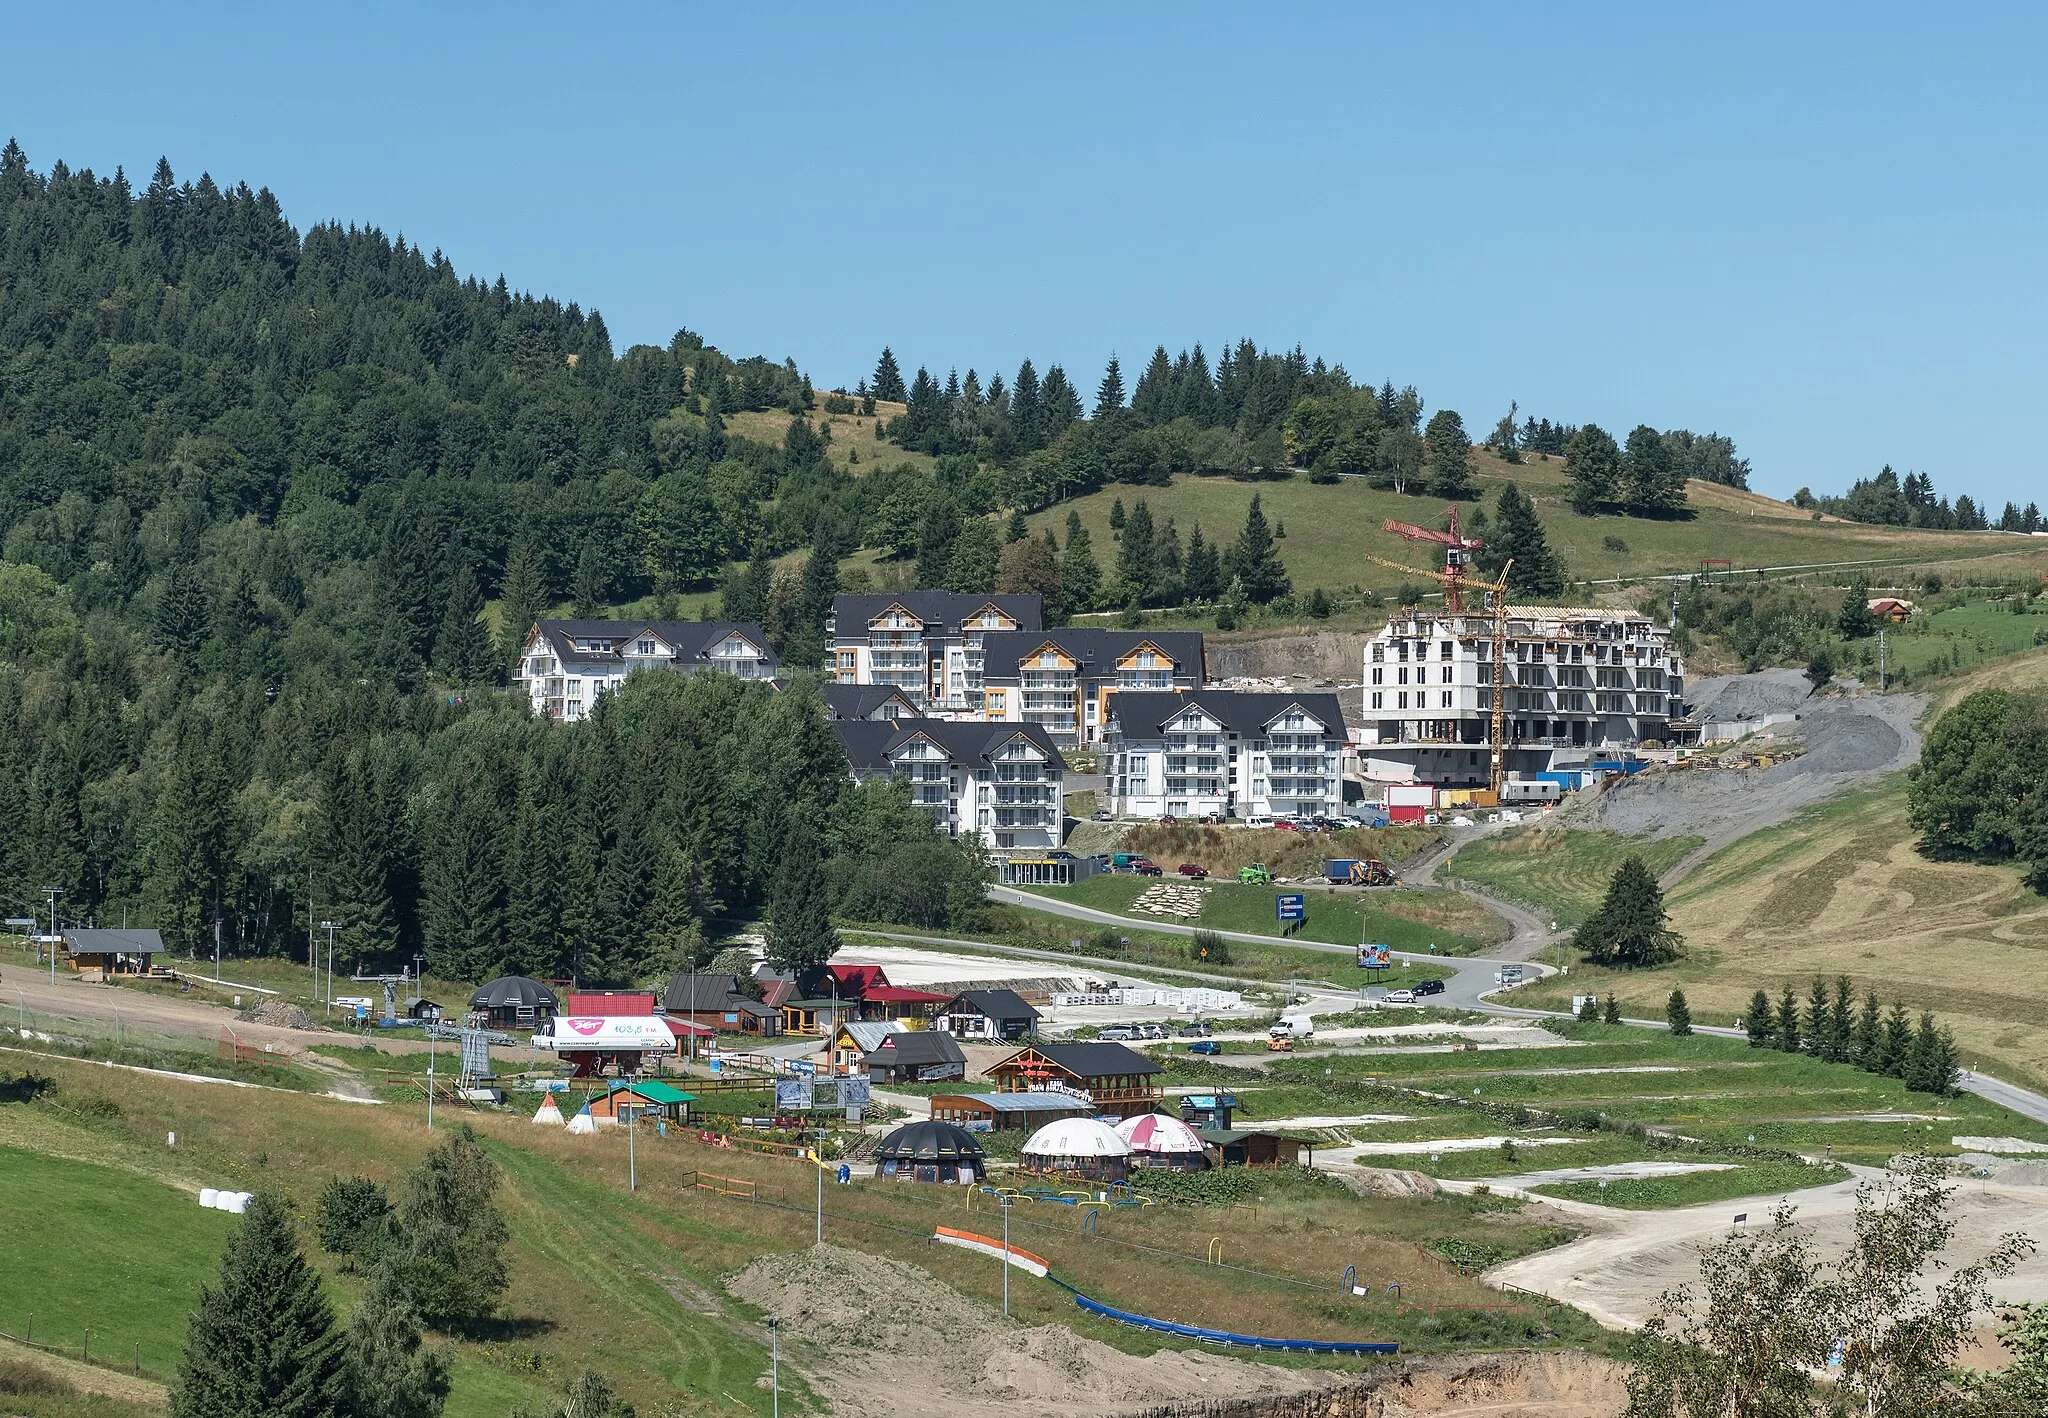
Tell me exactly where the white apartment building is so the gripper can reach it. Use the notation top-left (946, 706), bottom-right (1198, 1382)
top-left (979, 629), bottom-right (1206, 748)
top-left (1105, 691), bottom-right (1347, 821)
top-left (1359, 605), bottom-right (1684, 784)
top-left (516, 619), bottom-right (778, 723)
top-left (829, 593), bottom-right (1043, 714)
top-left (834, 718), bottom-right (1067, 851)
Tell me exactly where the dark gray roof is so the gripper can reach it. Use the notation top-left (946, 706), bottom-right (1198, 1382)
top-left (1007, 1041), bottom-right (1162, 1078)
top-left (526, 619), bottom-right (778, 676)
top-left (821, 683), bottom-right (919, 721)
top-left (662, 974), bottom-right (745, 1012)
top-left (468, 976), bottom-right (560, 1010)
top-left (830, 593), bottom-right (1042, 638)
top-left (862, 1031), bottom-right (967, 1068)
top-left (943, 989), bottom-right (1040, 1024)
top-left (61, 929), bottom-right (163, 955)
top-left (1107, 689), bottom-right (1348, 738)
top-left (833, 718), bottom-right (1068, 774)
top-left (979, 628), bottom-right (1205, 682)
top-left (873, 1120), bottom-right (987, 1163)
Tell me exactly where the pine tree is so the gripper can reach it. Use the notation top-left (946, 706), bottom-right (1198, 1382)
top-left (1572, 855), bottom-right (1684, 967)
top-left (572, 542), bottom-right (605, 617)
top-left (1424, 410), bottom-right (1474, 499)
top-left (1745, 989), bottom-right (1775, 1048)
top-left (1115, 501), bottom-right (1156, 604)
top-left (1095, 355), bottom-right (1125, 415)
top-left (766, 820), bottom-right (837, 972)
top-left (1776, 986), bottom-right (1802, 1052)
top-left (945, 518), bottom-right (1000, 595)
top-left (172, 1192), bottom-right (346, 1418)
top-left (1603, 993), bottom-right (1622, 1024)
top-left (720, 553), bottom-right (774, 624)
top-left (496, 540), bottom-right (548, 667)
top-left (1060, 521), bottom-right (1101, 613)
top-left (1564, 424), bottom-right (1622, 514)
top-left (1183, 525), bottom-right (1222, 603)
top-left (1227, 495), bottom-right (1291, 604)
top-left (1004, 508), bottom-right (1028, 543)
top-left (343, 1263), bottom-right (450, 1418)
top-left (1804, 977), bottom-right (1831, 1057)
top-left (1838, 575), bottom-right (1876, 639)
top-left (1108, 498), bottom-right (1126, 532)
top-left (1666, 988), bottom-right (1693, 1036)
top-left (871, 347), bottom-right (906, 404)
top-left (1476, 483), bottom-right (1565, 597)
top-left (1578, 994), bottom-right (1601, 1022)
top-left (1827, 975), bottom-right (1854, 1063)
top-left (1879, 1000), bottom-right (1912, 1077)
top-left (1854, 988), bottom-right (1882, 1070)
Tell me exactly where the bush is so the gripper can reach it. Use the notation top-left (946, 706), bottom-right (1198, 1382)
top-left (316, 1175), bottom-right (394, 1269)
top-left (1190, 929), bottom-right (1231, 965)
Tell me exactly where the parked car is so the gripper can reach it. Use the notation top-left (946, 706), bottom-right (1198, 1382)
top-left (1177, 862), bottom-right (1209, 878)
top-left (1382, 988), bottom-right (1417, 1005)
top-left (1179, 1020), bottom-right (1213, 1037)
top-left (1098, 1024), bottom-right (1137, 1041)
top-left (1137, 1022), bottom-right (1167, 1040)
top-left (1188, 1039), bottom-right (1222, 1055)
top-left (1159, 814), bottom-right (1179, 826)
top-left (1273, 819), bottom-right (1300, 832)
top-left (1091, 810), bottom-right (1113, 822)
top-left (1243, 813), bottom-right (1274, 829)
top-left (1134, 862), bottom-right (1163, 876)
top-left (1413, 978), bottom-right (1446, 997)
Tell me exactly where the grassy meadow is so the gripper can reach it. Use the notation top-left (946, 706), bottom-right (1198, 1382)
top-left (1440, 829), bottom-right (1704, 928)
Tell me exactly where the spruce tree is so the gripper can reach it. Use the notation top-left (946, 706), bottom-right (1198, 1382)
top-left (916, 498), bottom-right (961, 589)
top-left (1776, 986), bottom-right (1802, 1052)
top-left (1004, 508), bottom-right (1028, 543)
top-left (1572, 855), bottom-right (1683, 967)
top-left (1095, 355), bottom-right (1125, 415)
top-left (1838, 576), bottom-right (1876, 639)
top-left (1603, 993), bottom-right (1622, 1024)
top-left (1109, 498), bottom-right (1126, 532)
top-left (496, 540), bottom-right (548, 667)
top-left (434, 567), bottom-right (493, 685)
top-left (1578, 994), bottom-right (1601, 1022)
top-left (1115, 501), bottom-right (1156, 604)
top-left (1745, 989), bottom-right (1775, 1048)
top-left (1182, 525), bottom-right (1222, 602)
top-left (1666, 988), bottom-right (1692, 1036)
top-left (1804, 977), bottom-right (1831, 1057)
top-left (1827, 976), bottom-right (1854, 1063)
top-left (871, 347), bottom-right (906, 404)
top-left (720, 553), bottom-right (774, 624)
top-left (1478, 483), bottom-right (1565, 597)
top-left (945, 518), bottom-right (1000, 595)
top-left (1060, 522), bottom-right (1101, 612)
top-left (1227, 495), bottom-right (1291, 604)
top-left (572, 542), bottom-right (605, 617)
top-left (1854, 988), bottom-right (1882, 1070)
top-left (1880, 1001), bottom-right (1912, 1077)
top-left (172, 1192), bottom-right (346, 1418)
top-left (1903, 1011), bottom-right (1939, 1093)
top-left (766, 819), bottom-right (837, 973)
top-left (343, 1263), bottom-right (450, 1418)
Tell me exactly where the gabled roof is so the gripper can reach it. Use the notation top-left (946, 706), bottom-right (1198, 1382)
top-left (604, 1079), bottom-right (697, 1105)
top-left (942, 989), bottom-right (1041, 1023)
top-left (60, 929), bottom-right (163, 955)
top-left (863, 1031), bottom-right (967, 1068)
top-left (662, 974), bottom-right (746, 1012)
top-left (991, 1041), bottom-right (1162, 1079)
top-left (979, 628), bottom-right (1205, 681)
top-left (830, 593), bottom-right (1044, 638)
top-left (821, 683), bottom-right (920, 721)
top-left (836, 1020), bottom-right (905, 1055)
top-left (524, 619), bottom-right (779, 675)
top-left (1108, 690), bottom-right (1348, 739)
top-left (833, 718), bottom-right (1068, 774)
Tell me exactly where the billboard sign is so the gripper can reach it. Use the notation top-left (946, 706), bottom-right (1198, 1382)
top-left (1357, 943), bottom-right (1392, 969)
top-left (1276, 893), bottom-right (1306, 922)
top-left (533, 1017), bottom-right (673, 1053)
top-left (774, 1077), bottom-right (814, 1111)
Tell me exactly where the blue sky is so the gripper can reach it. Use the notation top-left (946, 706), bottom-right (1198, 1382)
top-left (8, 4), bottom-right (2045, 506)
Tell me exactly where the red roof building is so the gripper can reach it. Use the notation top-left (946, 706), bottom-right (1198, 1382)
top-left (566, 991), bottom-right (657, 1016)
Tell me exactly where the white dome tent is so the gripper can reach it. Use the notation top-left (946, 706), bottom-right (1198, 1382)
top-left (1021, 1116), bottom-right (1132, 1182)
top-left (1115, 1112), bottom-right (1210, 1170)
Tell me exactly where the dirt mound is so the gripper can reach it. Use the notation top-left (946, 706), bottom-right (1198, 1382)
top-left (1686, 667), bottom-right (1811, 725)
top-left (235, 1000), bottom-right (320, 1031)
top-left (1365, 1351), bottom-right (1627, 1416)
top-left (1328, 1165), bottom-right (1440, 1199)
top-left (723, 1244), bottom-right (1337, 1418)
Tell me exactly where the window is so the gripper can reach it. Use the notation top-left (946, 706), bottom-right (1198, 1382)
top-left (1398, 667), bottom-right (1409, 685)
top-left (1371, 668), bottom-right (1383, 685)
top-left (1370, 644), bottom-right (1385, 663)
top-left (1440, 691), bottom-right (1452, 708)
top-left (1398, 691), bottom-right (1409, 709)
top-left (636, 639), bottom-right (656, 656)
top-left (1440, 641), bottom-right (1454, 660)
top-left (1370, 692), bottom-right (1383, 709)
top-left (1440, 665), bottom-right (1452, 683)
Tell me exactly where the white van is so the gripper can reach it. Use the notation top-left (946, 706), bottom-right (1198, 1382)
top-left (1267, 1015), bottom-right (1315, 1040)
top-left (1243, 814), bottom-right (1274, 829)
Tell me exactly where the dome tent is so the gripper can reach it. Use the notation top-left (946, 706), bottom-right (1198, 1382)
top-left (872, 1120), bottom-right (987, 1184)
top-left (1022, 1116), bottom-right (1131, 1181)
top-left (469, 975), bottom-right (559, 1026)
top-left (1115, 1112), bottom-right (1210, 1170)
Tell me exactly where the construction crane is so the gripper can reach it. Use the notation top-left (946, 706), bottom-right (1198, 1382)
top-left (1365, 506), bottom-right (1514, 795)
top-left (1379, 506), bottom-right (1485, 612)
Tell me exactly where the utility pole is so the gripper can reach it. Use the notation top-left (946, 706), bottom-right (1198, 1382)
top-left (426, 1028), bottom-right (435, 1130)
top-left (815, 1122), bottom-right (825, 1244)
top-left (628, 1093), bottom-right (637, 1191)
top-left (41, 886), bottom-right (63, 984)
top-left (1001, 1194), bottom-right (1014, 1318)
top-left (1878, 624), bottom-right (1888, 692)
top-left (769, 1318), bottom-right (779, 1418)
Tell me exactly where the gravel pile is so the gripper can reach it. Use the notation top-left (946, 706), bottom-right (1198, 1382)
top-left (234, 1000), bottom-right (321, 1030)
top-left (1686, 667), bottom-right (1812, 725)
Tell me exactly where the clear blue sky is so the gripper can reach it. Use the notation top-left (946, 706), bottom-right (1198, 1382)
top-left (8, 4), bottom-right (2045, 507)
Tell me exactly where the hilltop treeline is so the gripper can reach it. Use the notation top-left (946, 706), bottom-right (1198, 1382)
top-left (1796, 465), bottom-right (2040, 533)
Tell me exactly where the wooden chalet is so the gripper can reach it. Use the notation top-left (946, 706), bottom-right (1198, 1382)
top-left (983, 1041), bottom-right (1161, 1118)
top-left (58, 929), bottom-right (164, 976)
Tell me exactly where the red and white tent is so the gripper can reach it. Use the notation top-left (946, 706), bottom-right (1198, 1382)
top-left (1115, 1112), bottom-right (1207, 1156)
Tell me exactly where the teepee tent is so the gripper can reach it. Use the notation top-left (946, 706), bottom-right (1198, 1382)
top-left (565, 1101), bottom-right (597, 1135)
top-left (532, 1095), bottom-right (565, 1126)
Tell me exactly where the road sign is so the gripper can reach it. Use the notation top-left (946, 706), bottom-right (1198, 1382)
top-left (1357, 944), bottom-right (1392, 969)
top-left (1276, 894), bottom-right (1306, 922)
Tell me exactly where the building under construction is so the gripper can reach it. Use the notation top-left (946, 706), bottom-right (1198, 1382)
top-left (1358, 604), bottom-right (1685, 786)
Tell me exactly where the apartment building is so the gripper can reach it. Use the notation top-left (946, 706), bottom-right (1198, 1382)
top-left (979, 629), bottom-right (1205, 748)
top-left (828, 593), bottom-right (1043, 713)
top-left (1358, 605), bottom-right (1684, 784)
top-left (516, 619), bottom-right (778, 723)
top-left (1105, 690), bottom-right (1347, 821)
top-left (833, 717), bottom-right (1067, 851)
top-left (822, 683), bottom-right (919, 721)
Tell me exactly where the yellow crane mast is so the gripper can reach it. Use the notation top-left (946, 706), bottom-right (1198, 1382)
top-left (1364, 550), bottom-right (1514, 797)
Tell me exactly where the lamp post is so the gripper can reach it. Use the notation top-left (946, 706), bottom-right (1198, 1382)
top-left (815, 1121), bottom-right (825, 1245)
top-left (627, 1092), bottom-right (637, 1192)
top-left (1001, 1194), bottom-right (1015, 1318)
top-left (769, 1317), bottom-right (779, 1418)
top-left (320, 921), bottom-right (338, 1013)
top-left (426, 1028), bottom-right (435, 1130)
top-left (41, 886), bottom-right (63, 984)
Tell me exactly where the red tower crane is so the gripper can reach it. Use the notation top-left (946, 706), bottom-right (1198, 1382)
top-left (1379, 506), bottom-right (1484, 611)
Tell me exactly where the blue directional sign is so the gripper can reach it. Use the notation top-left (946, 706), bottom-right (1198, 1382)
top-left (1276, 893), bottom-right (1306, 922)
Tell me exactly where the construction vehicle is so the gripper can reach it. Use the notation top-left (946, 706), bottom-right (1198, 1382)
top-left (1323, 858), bottom-right (1399, 886)
top-left (1238, 863), bottom-right (1273, 885)
top-left (1265, 1034), bottom-right (1294, 1052)
top-left (1366, 505), bottom-right (1514, 797)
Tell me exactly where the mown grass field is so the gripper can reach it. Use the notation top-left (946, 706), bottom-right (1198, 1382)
top-left (1439, 828), bottom-right (1704, 928)
top-left (1018, 874), bottom-right (1490, 956)
top-left (0, 1050), bottom-right (1602, 1416)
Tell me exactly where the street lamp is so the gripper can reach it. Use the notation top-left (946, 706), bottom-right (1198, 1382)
top-left (628, 1093), bottom-right (637, 1192)
top-left (1000, 1194), bottom-right (1016, 1318)
top-left (319, 921), bottom-right (338, 1012)
top-left (768, 1317), bottom-right (780, 1418)
top-left (40, 887), bottom-right (63, 984)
